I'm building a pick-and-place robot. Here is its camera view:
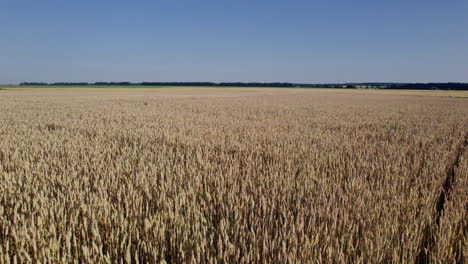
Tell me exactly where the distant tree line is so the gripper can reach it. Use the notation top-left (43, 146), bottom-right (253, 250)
top-left (94, 82), bottom-right (133, 86)
top-left (18, 82), bottom-right (468, 90)
top-left (295, 83), bottom-right (356, 88)
top-left (18, 82), bottom-right (360, 88)
top-left (20, 82), bottom-right (49, 86)
top-left (384, 83), bottom-right (468, 90)
top-left (141, 82), bottom-right (297, 87)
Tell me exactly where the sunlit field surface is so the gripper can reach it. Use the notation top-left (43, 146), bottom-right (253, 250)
top-left (0, 88), bottom-right (467, 263)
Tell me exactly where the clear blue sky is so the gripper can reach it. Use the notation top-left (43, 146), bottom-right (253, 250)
top-left (1, 0), bottom-right (467, 84)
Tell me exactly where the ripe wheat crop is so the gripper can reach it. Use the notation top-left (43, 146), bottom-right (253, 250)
top-left (0, 88), bottom-right (467, 263)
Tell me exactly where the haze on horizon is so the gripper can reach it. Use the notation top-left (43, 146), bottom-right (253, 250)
top-left (1, 0), bottom-right (467, 84)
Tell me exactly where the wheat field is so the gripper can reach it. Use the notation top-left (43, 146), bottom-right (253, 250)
top-left (0, 88), bottom-right (467, 263)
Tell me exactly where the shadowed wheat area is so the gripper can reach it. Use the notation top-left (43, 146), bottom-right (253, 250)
top-left (0, 88), bottom-right (467, 263)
